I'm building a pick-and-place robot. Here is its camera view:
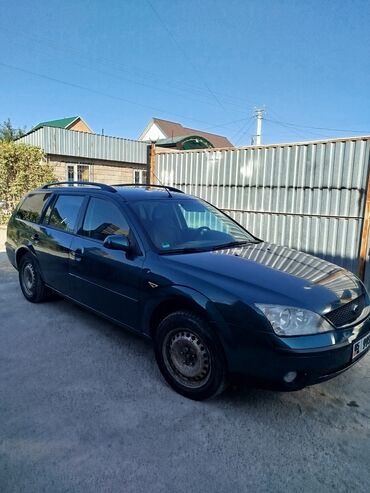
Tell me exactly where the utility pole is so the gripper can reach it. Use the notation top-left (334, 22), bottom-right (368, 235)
top-left (254, 108), bottom-right (265, 145)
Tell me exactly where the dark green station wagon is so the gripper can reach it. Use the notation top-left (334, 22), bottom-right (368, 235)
top-left (6, 182), bottom-right (370, 400)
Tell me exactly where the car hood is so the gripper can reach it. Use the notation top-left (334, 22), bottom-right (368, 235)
top-left (162, 242), bottom-right (364, 312)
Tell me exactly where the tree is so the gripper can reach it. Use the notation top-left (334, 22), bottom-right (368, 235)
top-left (0, 141), bottom-right (56, 223)
top-left (0, 118), bottom-right (26, 142)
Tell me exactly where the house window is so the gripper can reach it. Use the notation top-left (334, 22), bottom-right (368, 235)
top-left (67, 165), bottom-right (74, 181)
top-left (133, 169), bottom-right (147, 184)
top-left (67, 164), bottom-right (90, 182)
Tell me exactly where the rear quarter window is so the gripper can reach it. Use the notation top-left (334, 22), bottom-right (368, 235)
top-left (16, 193), bottom-right (51, 223)
top-left (44, 194), bottom-right (84, 233)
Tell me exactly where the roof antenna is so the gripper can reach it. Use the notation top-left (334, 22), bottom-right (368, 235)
top-left (152, 169), bottom-right (173, 197)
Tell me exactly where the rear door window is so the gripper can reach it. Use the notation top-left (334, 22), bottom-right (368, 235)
top-left (80, 197), bottom-right (130, 241)
top-left (44, 194), bottom-right (84, 233)
top-left (16, 193), bottom-right (51, 223)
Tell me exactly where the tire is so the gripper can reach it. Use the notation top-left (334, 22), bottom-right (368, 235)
top-left (154, 311), bottom-right (228, 400)
top-left (19, 253), bottom-right (49, 303)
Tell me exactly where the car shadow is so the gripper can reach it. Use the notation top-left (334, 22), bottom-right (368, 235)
top-left (52, 295), bottom-right (153, 354)
top-left (42, 296), bottom-right (369, 413)
top-left (0, 251), bottom-right (8, 261)
top-left (42, 297), bottom-right (299, 406)
top-left (211, 364), bottom-right (370, 430)
top-left (5, 264), bottom-right (368, 415)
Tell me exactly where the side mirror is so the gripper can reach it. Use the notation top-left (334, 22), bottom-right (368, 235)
top-left (103, 234), bottom-right (130, 252)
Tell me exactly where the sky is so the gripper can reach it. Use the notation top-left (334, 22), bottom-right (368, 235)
top-left (0, 0), bottom-right (369, 145)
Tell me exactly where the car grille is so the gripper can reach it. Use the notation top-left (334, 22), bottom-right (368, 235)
top-left (325, 295), bottom-right (366, 328)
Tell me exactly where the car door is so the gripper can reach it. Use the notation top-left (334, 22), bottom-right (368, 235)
top-left (69, 196), bottom-right (144, 330)
top-left (35, 193), bottom-right (85, 295)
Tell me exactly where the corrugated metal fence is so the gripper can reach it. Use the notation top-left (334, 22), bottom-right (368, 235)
top-left (18, 127), bottom-right (148, 165)
top-left (156, 137), bottom-right (370, 277)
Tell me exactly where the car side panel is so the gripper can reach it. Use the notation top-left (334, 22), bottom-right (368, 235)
top-left (5, 215), bottom-right (18, 268)
top-left (68, 235), bottom-right (145, 329)
top-left (33, 225), bottom-right (75, 295)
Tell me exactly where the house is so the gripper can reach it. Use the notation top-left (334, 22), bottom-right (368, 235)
top-left (31, 116), bottom-right (93, 134)
top-left (139, 117), bottom-right (233, 148)
top-left (17, 117), bottom-right (148, 185)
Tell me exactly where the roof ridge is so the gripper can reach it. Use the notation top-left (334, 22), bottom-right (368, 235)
top-left (152, 117), bottom-right (232, 141)
top-left (182, 125), bottom-right (230, 139)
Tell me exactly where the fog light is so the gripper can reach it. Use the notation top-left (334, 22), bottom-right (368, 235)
top-left (283, 371), bottom-right (297, 383)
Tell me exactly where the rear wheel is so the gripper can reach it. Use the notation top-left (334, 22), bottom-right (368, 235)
top-left (19, 253), bottom-right (49, 303)
top-left (154, 311), bottom-right (228, 400)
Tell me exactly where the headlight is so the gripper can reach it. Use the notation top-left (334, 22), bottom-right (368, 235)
top-left (255, 304), bottom-right (333, 336)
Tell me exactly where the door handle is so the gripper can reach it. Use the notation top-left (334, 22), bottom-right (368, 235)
top-left (71, 248), bottom-right (83, 262)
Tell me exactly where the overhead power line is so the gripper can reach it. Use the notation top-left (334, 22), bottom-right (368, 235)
top-left (0, 60), bottom-right (246, 133)
top-left (230, 117), bottom-right (255, 144)
top-left (0, 25), bottom-right (257, 114)
top-left (264, 119), bottom-right (330, 139)
top-left (0, 24), bottom-right (256, 110)
top-left (145, 0), bottom-right (227, 112)
top-left (265, 118), bottom-right (370, 135)
top-left (204, 117), bottom-right (251, 130)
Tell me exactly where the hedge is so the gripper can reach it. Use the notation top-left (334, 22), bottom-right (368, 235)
top-left (0, 141), bottom-right (56, 223)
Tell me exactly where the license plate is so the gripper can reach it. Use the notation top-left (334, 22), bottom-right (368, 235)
top-left (352, 332), bottom-right (370, 360)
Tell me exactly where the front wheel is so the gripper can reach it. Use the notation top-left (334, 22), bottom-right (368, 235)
top-left (154, 311), bottom-right (228, 400)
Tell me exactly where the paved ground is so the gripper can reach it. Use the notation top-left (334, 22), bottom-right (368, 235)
top-left (0, 225), bottom-right (370, 493)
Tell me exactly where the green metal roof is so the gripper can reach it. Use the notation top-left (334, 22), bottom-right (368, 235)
top-left (32, 116), bottom-right (79, 131)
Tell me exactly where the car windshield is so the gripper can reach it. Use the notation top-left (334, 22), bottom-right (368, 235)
top-left (130, 197), bottom-right (256, 253)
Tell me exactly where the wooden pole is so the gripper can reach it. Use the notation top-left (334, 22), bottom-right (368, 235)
top-left (148, 143), bottom-right (156, 185)
top-left (358, 169), bottom-right (370, 280)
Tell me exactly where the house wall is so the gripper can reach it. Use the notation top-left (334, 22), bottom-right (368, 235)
top-left (48, 156), bottom-right (146, 185)
top-left (139, 123), bottom-right (167, 142)
top-left (69, 120), bottom-right (92, 133)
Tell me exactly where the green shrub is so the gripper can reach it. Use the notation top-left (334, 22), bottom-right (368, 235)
top-left (0, 142), bottom-right (56, 223)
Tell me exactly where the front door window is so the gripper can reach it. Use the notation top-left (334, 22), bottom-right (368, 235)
top-left (80, 197), bottom-right (130, 241)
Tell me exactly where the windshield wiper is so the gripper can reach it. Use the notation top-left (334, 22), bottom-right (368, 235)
top-left (159, 247), bottom-right (207, 255)
top-left (211, 240), bottom-right (259, 251)
top-left (159, 240), bottom-right (260, 255)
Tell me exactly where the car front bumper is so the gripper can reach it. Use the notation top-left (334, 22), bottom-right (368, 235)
top-left (226, 314), bottom-right (370, 390)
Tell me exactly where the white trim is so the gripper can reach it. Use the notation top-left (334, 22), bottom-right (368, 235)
top-left (138, 120), bottom-right (167, 141)
top-left (133, 169), bottom-right (147, 184)
top-left (66, 163), bottom-right (91, 181)
top-left (138, 118), bottom-right (155, 140)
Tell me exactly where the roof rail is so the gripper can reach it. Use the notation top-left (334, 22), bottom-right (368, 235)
top-left (113, 183), bottom-right (184, 193)
top-left (40, 181), bottom-right (117, 192)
